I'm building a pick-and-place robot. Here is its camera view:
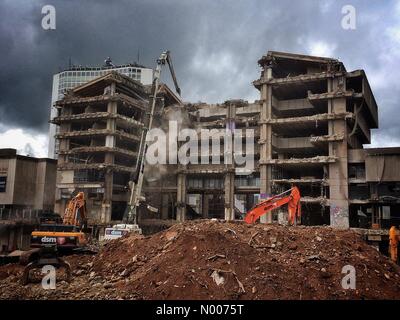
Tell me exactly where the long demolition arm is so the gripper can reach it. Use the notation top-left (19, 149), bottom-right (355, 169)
top-left (125, 51), bottom-right (181, 224)
top-left (166, 52), bottom-right (181, 96)
top-left (244, 187), bottom-right (301, 224)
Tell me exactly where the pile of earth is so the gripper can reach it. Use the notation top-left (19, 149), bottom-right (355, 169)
top-left (1, 220), bottom-right (400, 300)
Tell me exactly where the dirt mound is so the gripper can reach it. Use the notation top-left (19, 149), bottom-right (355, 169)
top-left (1, 220), bottom-right (400, 300)
top-left (90, 220), bottom-right (400, 299)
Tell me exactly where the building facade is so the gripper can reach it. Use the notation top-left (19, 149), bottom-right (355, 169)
top-left (53, 72), bottom-right (181, 226)
top-left (0, 149), bottom-right (57, 252)
top-left (51, 51), bottom-right (400, 236)
top-left (0, 149), bottom-right (57, 213)
top-left (48, 62), bottom-right (153, 158)
top-left (254, 51), bottom-right (378, 229)
top-left (349, 147), bottom-right (400, 230)
top-left (142, 51), bottom-right (383, 231)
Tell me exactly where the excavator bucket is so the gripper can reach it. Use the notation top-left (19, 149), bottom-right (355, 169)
top-left (21, 247), bottom-right (71, 285)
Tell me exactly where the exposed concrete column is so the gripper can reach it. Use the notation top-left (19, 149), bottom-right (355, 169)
top-left (110, 82), bottom-right (116, 95)
top-left (176, 173), bottom-right (186, 222)
top-left (101, 99), bottom-right (118, 223)
top-left (224, 172), bottom-right (235, 220)
top-left (8, 227), bottom-right (16, 251)
top-left (202, 193), bottom-right (209, 218)
top-left (246, 194), bottom-right (254, 212)
top-left (101, 152), bottom-right (114, 223)
top-left (224, 102), bottom-right (236, 221)
top-left (161, 194), bottom-right (169, 219)
top-left (106, 101), bottom-right (117, 148)
top-left (259, 67), bottom-right (273, 223)
top-left (328, 76), bottom-right (349, 229)
top-left (18, 225), bottom-right (24, 250)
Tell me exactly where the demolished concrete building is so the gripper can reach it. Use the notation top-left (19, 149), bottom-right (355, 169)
top-left (53, 72), bottom-right (149, 225)
top-left (52, 51), bottom-right (400, 241)
top-left (53, 71), bottom-right (181, 227)
top-left (142, 51), bottom-right (394, 233)
top-left (254, 51), bottom-right (378, 229)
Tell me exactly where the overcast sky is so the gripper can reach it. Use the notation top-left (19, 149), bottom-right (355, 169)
top-left (0, 0), bottom-right (399, 157)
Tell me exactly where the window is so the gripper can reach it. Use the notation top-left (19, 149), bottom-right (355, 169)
top-left (0, 176), bottom-right (7, 192)
top-left (382, 206), bottom-right (391, 220)
top-left (204, 178), bottom-right (223, 188)
top-left (188, 178), bottom-right (203, 188)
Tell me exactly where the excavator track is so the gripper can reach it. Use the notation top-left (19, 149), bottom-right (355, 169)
top-left (21, 247), bottom-right (71, 285)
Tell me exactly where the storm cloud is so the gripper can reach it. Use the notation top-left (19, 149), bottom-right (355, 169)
top-left (0, 0), bottom-right (399, 156)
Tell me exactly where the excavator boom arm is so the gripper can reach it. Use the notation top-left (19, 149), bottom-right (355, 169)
top-left (244, 187), bottom-right (301, 224)
top-left (63, 192), bottom-right (87, 227)
top-left (244, 196), bottom-right (291, 224)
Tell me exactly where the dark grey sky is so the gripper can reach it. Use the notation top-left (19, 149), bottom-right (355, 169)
top-left (0, 0), bottom-right (399, 155)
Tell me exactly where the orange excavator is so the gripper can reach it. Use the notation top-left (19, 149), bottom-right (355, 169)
top-left (244, 186), bottom-right (301, 225)
top-left (22, 192), bottom-right (91, 284)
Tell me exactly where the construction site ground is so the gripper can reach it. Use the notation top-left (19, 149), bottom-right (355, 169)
top-left (1, 220), bottom-right (400, 300)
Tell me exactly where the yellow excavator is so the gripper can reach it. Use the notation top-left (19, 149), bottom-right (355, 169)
top-left (21, 192), bottom-right (90, 284)
top-left (30, 192), bottom-right (88, 249)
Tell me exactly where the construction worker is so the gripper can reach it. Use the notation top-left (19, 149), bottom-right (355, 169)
top-left (389, 226), bottom-right (399, 263)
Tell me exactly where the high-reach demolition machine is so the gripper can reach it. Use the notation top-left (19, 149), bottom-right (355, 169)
top-left (105, 50), bottom-right (182, 239)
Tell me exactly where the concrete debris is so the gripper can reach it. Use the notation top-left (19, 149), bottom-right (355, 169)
top-left (1, 220), bottom-right (400, 300)
top-left (210, 270), bottom-right (225, 286)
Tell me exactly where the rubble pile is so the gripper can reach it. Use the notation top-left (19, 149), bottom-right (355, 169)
top-left (1, 220), bottom-right (400, 300)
